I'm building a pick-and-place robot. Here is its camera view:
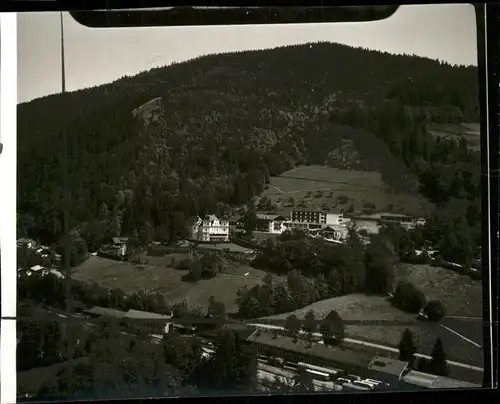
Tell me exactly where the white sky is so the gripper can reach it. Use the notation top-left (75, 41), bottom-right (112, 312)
top-left (17, 4), bottom-right (477, 104)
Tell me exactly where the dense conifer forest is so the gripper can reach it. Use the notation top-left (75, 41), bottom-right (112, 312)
top-left (17, 42), bottom-right (480, 254)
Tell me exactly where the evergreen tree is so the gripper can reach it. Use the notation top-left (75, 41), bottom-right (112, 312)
top-left (430, 337), bottom-right (449, 376)
top-left (320, 310), bottom-right (345, 345)
top-left (303, 310), bottom-right (316, 348)
top-left (294, 367), bottom-right (314, 392)
top-left (199, 330), bottom-right (257, 392)
top-left (284, 314), bottom-right (301, 343)
top-left (398, 328), bottom-right (417, 366)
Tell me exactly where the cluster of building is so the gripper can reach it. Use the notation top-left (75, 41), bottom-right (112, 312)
top-left (187, 208), bottom-right (425, 244)
top-left (246, 329), bottom-right (481, 390)
top-left (16, 237), bottom-right (65, 279)
top-left (71, 306), bottom-right (481, 391)
top-left (187, 209), bottom-right (349, 244)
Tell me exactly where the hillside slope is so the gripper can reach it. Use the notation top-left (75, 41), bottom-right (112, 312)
top-left (17, 42), bottom-right (480, 244)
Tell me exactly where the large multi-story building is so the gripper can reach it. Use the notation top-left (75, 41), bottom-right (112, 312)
top-left (288, 209), bottom-right (344, 231)
top-left (189, 214), bottom-right (230, 243)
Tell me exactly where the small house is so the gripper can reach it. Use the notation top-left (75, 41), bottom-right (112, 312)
top-left (255, 214), bottom-right (288, 234)
top-left (29, 265), bottom-right (44, 273)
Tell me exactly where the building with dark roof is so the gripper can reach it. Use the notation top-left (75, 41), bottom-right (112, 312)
top-left (368, 356), bottom-right (409, 379)
top-left (247, 330), bottom-right (373, 376)
top-left (83, 306), bottom-right (127, 319)
top-left (124, 309), bottom-right (172, 320)
top-left (83, 306), bottom-right (174, 334)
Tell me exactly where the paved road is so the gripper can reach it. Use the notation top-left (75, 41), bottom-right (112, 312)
top-left (248, 323), bottom-right (484, 372)
top-left (441, 317), bottom-right (483, 349)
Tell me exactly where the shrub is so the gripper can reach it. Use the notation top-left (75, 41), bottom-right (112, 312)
top-left (175, 259), bottom-right (192, 270)
top-left (337, 195), bottom-right (349, 204)
top-left (423, 300), bottom-right (446, 322)
top-left (393, 281), bottom-right (426, 313)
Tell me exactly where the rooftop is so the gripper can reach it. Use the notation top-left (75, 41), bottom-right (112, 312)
top-left (49, 269), bottom-right (65, 279)
top-left (124, 309), bottom-right (172, 320)
top-left (84, 306), bottom-right (127, 318)
top-left (368, 356), bottom-right (409, 378)
top-left (17, 238), bottom-right (34, 244)
top-left (112, 237), bottom-right (129, 244)
top-left (256, 213), bottom-right (287, 221)
top-left (292, 208), bottom-right (341, 214)
top-left (402, 370), bottom-right (482, 389)
top-left (247, 330), bottom-right (372, 369)
top-left (83, 306), bottom-right (174, 321)
top-left (197, 243), bottom-right (254, 254)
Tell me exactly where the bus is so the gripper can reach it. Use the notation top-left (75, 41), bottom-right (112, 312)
top-left (353, 381), bottom-right (375, 390)
top-left (342, 382), bottom-right (370, 391)
top-left (305, 368), bottom-right (331, 382)
top-left (364, 378), bottom-right (383, 387)
top-left (297, 362), bottom-right (343, 379)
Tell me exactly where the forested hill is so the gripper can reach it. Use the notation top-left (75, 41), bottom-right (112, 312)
top-left (17, 42), bottom-right (480, 245)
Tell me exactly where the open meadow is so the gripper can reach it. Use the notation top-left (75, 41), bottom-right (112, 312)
top-left (261, 165), bottom-right (431, 216)
top-left (72, 254), bottom-right (269, 313)
top-left (259, 264), bottom-right (484, 368)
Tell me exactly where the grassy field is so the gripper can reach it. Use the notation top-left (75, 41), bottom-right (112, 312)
top-left (72, 255), bottom-right (269, 313)
top-left (259, 264), bottom-right (483, 367)
top-left (428, 122), bottom-right (480, 151)
top-left (261, 165), bottom-right (431, 216)
top-left (396, 264), bottom-right (483, 318)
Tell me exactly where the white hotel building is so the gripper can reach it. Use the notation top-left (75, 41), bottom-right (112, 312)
top-left (288, 209), bottom-right (345, 231)
top-left (190, 214), bottom-right (230, 243)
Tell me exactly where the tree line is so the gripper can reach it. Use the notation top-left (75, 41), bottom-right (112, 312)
top-left (235, 229), bottom-right (397, 319)
top-left (398, 329), bottom-right (450, 377)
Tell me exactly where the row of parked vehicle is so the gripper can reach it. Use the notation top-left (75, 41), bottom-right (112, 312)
top-left (263, 356), bottom-right (389, 391)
